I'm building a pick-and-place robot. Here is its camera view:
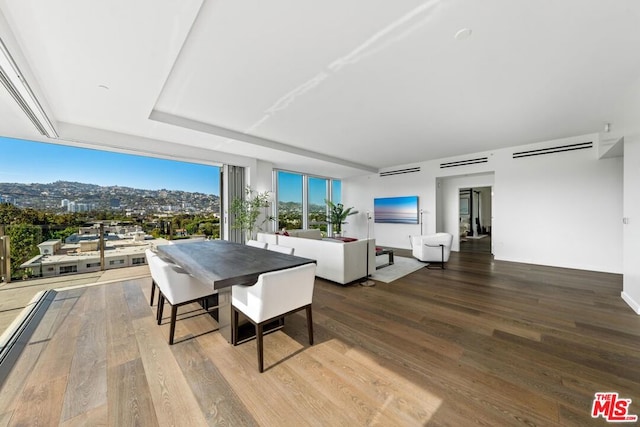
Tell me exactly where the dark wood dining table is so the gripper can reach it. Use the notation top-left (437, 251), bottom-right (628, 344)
top-left (156, 239), bottom-right (316, 342)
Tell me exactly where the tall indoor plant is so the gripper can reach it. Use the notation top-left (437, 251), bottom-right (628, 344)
top-left (325, 200), bottom-right (358, 237)
top-left (230, 186), bottom-right (275, 241)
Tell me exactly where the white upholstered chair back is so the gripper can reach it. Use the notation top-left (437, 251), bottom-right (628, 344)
top-left (266, 244), bottom-right (295, 255)
top-left (146, 250), bottom-right (214, 305)
top-left (233, 263), bottom-right (316, 324)
top-left (246, 239), bottom-right (268, 249)
top-left (232, 262), bottom-right (316, 371)
top-left (145, 249), bottom-right (217, 344)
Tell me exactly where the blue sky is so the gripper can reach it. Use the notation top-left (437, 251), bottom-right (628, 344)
top-left (277, 170), bottom-right (341, 204)
top-left (0, 137), bottom-right (220, 195)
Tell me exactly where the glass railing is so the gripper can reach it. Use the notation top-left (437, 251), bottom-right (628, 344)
top-left (0, 220), bottom-right (220, 337)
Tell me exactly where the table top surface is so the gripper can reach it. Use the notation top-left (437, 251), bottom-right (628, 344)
top-left (156, 240), bottom-right (316, 290)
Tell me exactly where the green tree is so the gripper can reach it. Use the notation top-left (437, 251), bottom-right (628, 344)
top-left (51, 226), bottom-right (79, 242)
top-left (8, 223), bottom-right (42, 279)
top-left (0, 202), bottom-right (22, 224)
top-left (230, 187), bottom-right (274, 241)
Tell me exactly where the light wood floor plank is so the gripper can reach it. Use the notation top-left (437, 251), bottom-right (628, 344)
top-left (132, 315), bottom-right (208, 427)
top-left (106, 281), bottom-right (140, 368)
top-left (107, 358), bottom-right (158, 427)
top-left (8, 374), bottom-right (68, 427)
top-left (171, 334), bottom-right (258, 426)
top-left (59, 403), bottom-right (107, 427)
top-left (61, 285), bottom-right (108, 422)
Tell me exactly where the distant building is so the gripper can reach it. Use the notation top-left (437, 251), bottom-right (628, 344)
top-left (20, 236), bottom-right (173, 278)
top-left (66, 201), bottom-right (95, 212)
top-left (37, 239), bottom-right (62, 256)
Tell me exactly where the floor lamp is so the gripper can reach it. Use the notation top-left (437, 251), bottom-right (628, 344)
top-left (360, 212), bottom-right (375, 287)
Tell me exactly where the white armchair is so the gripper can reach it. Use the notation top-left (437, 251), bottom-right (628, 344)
top-left (410, 233), bottom-right (453, 269)
top-left (232, 263), bottom-right (316, 372)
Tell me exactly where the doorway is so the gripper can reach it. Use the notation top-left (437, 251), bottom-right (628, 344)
top-left (459, 186), bottom-right (492, 253)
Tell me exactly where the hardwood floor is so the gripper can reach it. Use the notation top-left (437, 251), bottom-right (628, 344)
top-left (1, 251), bottom-right (638, 426)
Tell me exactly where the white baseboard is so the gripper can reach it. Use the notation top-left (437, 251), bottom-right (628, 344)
top-left (621, 292), bottom-right (640, 314)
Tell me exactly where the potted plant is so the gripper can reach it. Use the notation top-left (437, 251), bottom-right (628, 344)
top-left (325, 200), bottom-right (358, 237)
top-left (230, 186), bottom-right (275, 241)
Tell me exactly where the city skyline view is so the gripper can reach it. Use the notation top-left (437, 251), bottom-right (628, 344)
top-left (1, 136), bottom-right (220, 195)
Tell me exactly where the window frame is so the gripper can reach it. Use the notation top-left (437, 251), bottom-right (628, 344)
top-left (274, 169), bottom-right (341, 236)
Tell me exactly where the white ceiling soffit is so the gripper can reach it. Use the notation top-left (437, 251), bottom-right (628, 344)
top-left (149, 110), bottom-right (378, 173)
top-left (0, 1), bottom-right (640, 177)
top-left (0, 6), bottom-right (55, 141)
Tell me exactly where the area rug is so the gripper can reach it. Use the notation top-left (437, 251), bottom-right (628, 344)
top-left (465, 235), bottom-right (488, 240)
top-left (369, 256), bottom-right (426, 283)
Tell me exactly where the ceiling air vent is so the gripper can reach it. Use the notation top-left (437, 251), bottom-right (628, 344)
top-left (513, 141), bottom-right (593, 159)
top-left (379, 167), bottom-right (421, 177)
top-left (440, 157), bottom-right (488, 169)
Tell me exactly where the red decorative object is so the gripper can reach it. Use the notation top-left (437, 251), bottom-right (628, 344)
top-left (332, 237), bottom-right (357, 242)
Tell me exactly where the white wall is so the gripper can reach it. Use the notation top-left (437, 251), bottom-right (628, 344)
top-left (609, 74), bottom-right (640, 313)
top-left (343, 133), bottom-right (623, 273)
top-left (252, 159), bottom-right (277, 234)
top-left (344, 171), bottom-right (436, 249)
top-left (495, 137), bottom-right (622, 272)
top-left (622, 138), bottom-right (640, 312)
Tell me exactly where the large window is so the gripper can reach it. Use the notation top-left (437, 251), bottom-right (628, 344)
top-left (332, 180), bottom-right (342, 204)
top-left (275, 170), bottom-right (341, 235)
top-left (308, 177), bottom-right (328, 232)
top-left (276, 171), bottom-right (303, 230)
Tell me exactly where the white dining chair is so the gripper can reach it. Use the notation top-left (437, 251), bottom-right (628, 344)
top-left (231, 262), bottom-right (316, 372)
top-left (146, 249), bottom-right (218, 344)
top-left (148, 237), bottom-right (206, 306)
top-left (146, 249), bottom-right (160, 306)
top-left (266, 244), bottom-right (295, 255)
top-left (246, 239), bottom-right (267, 249)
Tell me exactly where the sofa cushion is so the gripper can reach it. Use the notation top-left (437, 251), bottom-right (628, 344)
top-left (286, 229), bottom-right (322, 239)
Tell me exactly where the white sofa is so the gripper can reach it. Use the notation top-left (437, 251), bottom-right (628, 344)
top-left (257, 232), bottom-right (376, 285)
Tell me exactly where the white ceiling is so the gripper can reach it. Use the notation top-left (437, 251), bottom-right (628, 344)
top-left (1, 0), bottom-right (640, 178)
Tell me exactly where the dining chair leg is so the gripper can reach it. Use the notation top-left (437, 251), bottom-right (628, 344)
top-left (169, 305), bottom-right (178, 345)
top-left (306, 305), bottom-right (314, 345)
top-left (150, 280), bottom-right (156, 306)
top-left (257, 323), bottom-right (264, 373)
top-left (157, 294), bottom-right (164, 325)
